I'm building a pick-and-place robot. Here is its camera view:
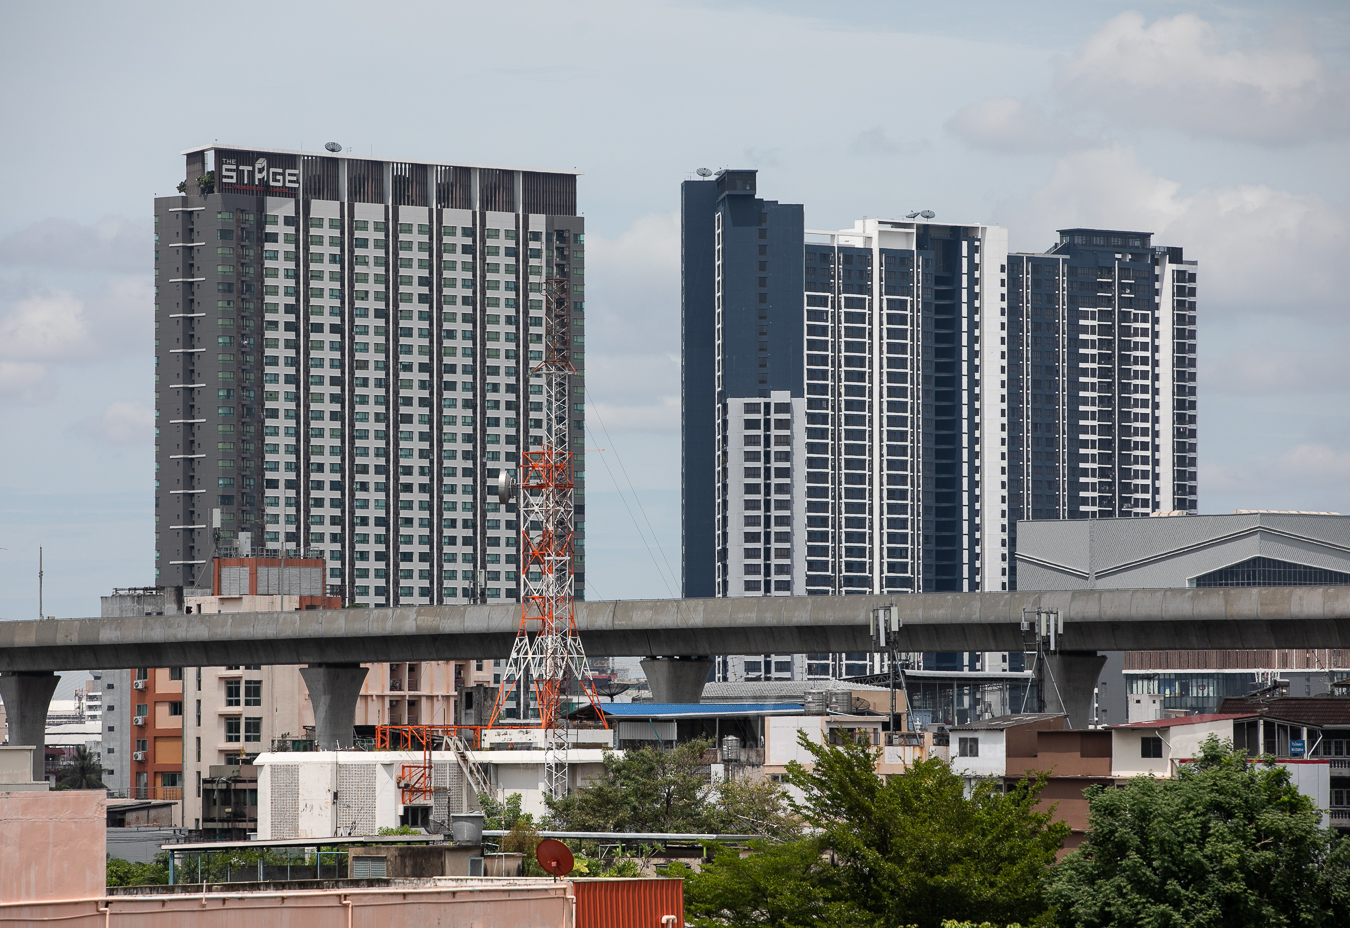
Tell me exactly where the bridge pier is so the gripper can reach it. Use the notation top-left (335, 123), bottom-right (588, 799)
top-left (0, 671), bottom-right (60, 781)
top-left (640, 657), bottom-right (713, 704)
top-left (1041, 651), bottom-right (1107, 730)
top-left (300, 664), bottom-right (368, 750)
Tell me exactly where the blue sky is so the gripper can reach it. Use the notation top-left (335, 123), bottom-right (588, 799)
top-left (0, 0), bottom-right (1347, 618)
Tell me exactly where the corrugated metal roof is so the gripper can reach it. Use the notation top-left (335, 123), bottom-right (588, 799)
top-left (951, 713), bottom-right (1065, 731)
top-left (1215, 697), bottom-right (1350, 727)
top-left (598, 703), bottom-right (804, 718)
top-left (1110, 712), bottom-right (1252, 730)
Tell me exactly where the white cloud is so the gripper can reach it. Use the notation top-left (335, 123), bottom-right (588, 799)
top-left (1057, 12), bottom-right (1350, 145)
top-left (944, 98), bottom-right (1083, 153)
top-left (589, 394), bottom-right (680, 434)
top-left (0, 291), bottom-right (95, 362)
top-left (995, 145), bottom-right (1350, 319)
top-left (848, 126), bottom-right (931, 157)
top-left (0, 361), bottom-right (52, 403)
top-left (1202, 442), bottom-right (1350, 514)
top-left (0, 217), bottom-right (146, 272)
top-left (1202, 344), bottom-right (1350, 397)
top-left (69, 401), bottom-right (155, 444)
top-left (581, 211), bottom-right (682, 436)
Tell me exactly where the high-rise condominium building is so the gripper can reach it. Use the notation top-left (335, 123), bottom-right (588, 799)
top-left (155, 145), bottom-right (587, 607)
top-left (681, 170), bottom-right (1197, 605)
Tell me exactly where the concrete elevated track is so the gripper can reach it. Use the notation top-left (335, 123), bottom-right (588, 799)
top-left (2, 587), bottom-right (1347, 775)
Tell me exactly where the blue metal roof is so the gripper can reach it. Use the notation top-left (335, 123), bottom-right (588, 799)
top-left (595, 702), bottom-right (804, 718)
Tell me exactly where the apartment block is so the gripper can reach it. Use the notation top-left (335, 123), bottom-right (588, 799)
top-left (155, 144), bottom-right (586, 608)
top-left (1003, 230), bottom-right (1198, 588)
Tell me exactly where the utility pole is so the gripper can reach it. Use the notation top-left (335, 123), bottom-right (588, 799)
top-left (38, 546), bottom-right (43, 619)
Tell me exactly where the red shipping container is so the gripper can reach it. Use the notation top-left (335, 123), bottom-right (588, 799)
top-left (573, 877), bottom-right (684, 928)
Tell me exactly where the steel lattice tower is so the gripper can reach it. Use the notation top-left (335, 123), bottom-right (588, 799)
top-left (488, 275), bottom-right (605, 800)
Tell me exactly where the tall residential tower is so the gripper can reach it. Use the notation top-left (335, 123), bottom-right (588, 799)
top-left (681, 170), bottom-right (1197, 604)
top-left (155, 145), bottom-right (586, 607)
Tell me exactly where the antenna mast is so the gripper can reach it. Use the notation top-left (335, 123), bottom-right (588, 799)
top-left (489, 257), bottom-right (605, 800)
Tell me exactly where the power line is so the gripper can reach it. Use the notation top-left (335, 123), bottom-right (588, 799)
top-left (585, 389), bottom-right (680, 596)
top-left (585, 424), bottom-right (676, 598)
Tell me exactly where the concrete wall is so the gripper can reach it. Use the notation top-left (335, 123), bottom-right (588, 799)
top-left (950, 731), bottom-right (1006, 780)
top-left (0, 882), bottom-right (574, 927)
top-left (0, 789), bottom-right (105, 903)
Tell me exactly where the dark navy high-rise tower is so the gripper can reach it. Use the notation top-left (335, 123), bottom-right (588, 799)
top-left (682, 173), bottom-right (1198, 610)
top-left (682, 171), bottom-right (803, 598)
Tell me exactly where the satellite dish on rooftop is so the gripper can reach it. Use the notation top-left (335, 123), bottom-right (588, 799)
top-left (920, 210), bottom-right (936, 219)
top-left (497, 469), bottom-right (517, 506)
top-left (537, 838), bottom-right (575, 878)
top-left (696, 167), bottom-right (713, 177)
top-left (324, 142), bottom-right (343, 153)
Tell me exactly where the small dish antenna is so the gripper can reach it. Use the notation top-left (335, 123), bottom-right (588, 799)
top-left (536, 838), bottom-right (575, 878)
top-left (696, 167), bottom-right (713, 177)
top-left (324, 142), bottom-right (343, 153)
top-left (905, 210), bottom-right (937, 220)
top-left (497, 469), bottom-right (517, 506)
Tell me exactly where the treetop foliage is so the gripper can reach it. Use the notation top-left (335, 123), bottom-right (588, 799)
top-left (1047, 735), bottom-right (1350, 927)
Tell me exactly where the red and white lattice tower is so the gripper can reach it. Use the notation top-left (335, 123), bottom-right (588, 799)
top-left (488, 272), bottom-right (605, 800)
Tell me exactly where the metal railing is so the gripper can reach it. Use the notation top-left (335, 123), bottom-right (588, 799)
top-left (107, 787), bottom-right (184, 801)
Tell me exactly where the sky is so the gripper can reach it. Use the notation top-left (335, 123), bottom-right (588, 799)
top-left (0, 0), bottom-right (1347, 619)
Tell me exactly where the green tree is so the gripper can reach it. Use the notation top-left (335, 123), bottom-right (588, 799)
top-left (480, 791), bottom-right (534, 831)
top-left (106, 853), bottom-right (170, 887)
top-left (685, 734), bottom-right (1068, 928)
top-left (546, 738), bottom-right (717, 833)
top-left (1047, 736), bottom-right (1350, 927)
top-left (59, 745), bottom-right (107, 790)
top-left (706, 774), bottom-right (801, 840)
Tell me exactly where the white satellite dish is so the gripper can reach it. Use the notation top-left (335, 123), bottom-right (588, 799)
top-left (696, 167), bottom-right (713, 177)
top-left (497, 469), bottom-right (517, 505)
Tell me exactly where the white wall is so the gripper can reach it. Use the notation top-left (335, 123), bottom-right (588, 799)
top-left (765, 716), bottom-right (824, 766)
top-left (949, 730), bottom-right (1006, 780)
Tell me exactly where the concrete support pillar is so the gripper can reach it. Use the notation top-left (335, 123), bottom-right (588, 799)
top-left (640, 657), bottom-right (713, 704)
top-left (0, 671), bottom-right (60, 781)
top-left (300, 664), bottom-right (368, 750)
top-left (1042, 651), bottom-right (1108, 730)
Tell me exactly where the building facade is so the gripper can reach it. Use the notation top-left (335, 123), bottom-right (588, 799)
top-left (679, 170), bottom-right (1197, 700)
top-left (1003, 231), bottom-right (1198, 588)
top-left (156, 144), bottom-right (586, 608)
top-left (1016, 511), bottom-right (1350, 717)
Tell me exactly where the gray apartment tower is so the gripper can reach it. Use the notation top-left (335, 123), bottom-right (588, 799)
top-left (681, 170), bottom-right (1198, 608)
top-left (155, 145), bottom-right (586, 607)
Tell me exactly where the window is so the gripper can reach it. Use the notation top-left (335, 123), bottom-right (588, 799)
top-left (244, 718), bottom-right (262, 742)
top-left (244, 680), bottom-right (262, 706)
top-left (1141, 736), bottom-right (1164, 758)
top-left (168, 702), bottom-right (183, 716)
top-left (225, 718), bottom-right (241, 743)
top-left (169, 667), bottom-right (183, 681)
top-left (225, 680), bottom-right (241, 707)
top-left (958, 737), bottom-right (979, 757)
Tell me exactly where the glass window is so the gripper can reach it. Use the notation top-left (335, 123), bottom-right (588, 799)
top-left (225, 680), bottom-right (241, 707)
top-left (225, 718), bottom-right (241, 743)
top-left (244, 680), bottom-right (262, 706)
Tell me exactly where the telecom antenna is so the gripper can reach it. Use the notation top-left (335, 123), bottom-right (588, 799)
top-left (488, 259), bottom-right (606, 800)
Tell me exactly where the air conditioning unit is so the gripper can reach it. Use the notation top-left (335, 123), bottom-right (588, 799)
top-left (132, 679), bottom-right (147, 690)
top-left (132, 751), bottom-right (147, 762)
top-left (133, 716), bottom-right (147, 727)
